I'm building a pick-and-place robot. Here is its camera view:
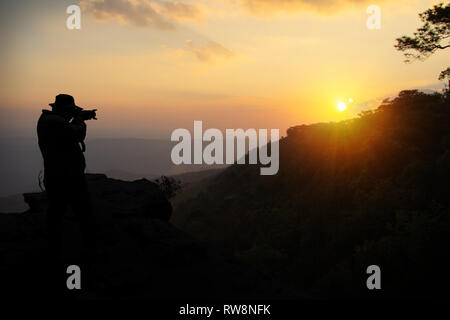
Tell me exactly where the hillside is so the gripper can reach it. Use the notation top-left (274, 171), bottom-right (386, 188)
top-left (0, 137), bottom-right (225, 198)
top-left (174, 90), bottom-right (450, 298)
top-left (0, 174), bottom-right (289, 300)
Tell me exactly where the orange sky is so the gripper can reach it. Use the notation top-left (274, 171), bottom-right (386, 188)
top-left (0, 0), bottom-right (448, 139)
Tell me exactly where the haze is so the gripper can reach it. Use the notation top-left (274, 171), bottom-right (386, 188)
top-left (1, 0), bottom-right (447, 140)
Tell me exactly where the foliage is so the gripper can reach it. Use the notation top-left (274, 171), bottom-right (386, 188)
top-left (394, 3), bottom-right (449, 82)
top-left (175, 90), bottom-right (450, 298)
top-left (395, 3), bottom-right (449, 62)
top-left (155, 175), bottom-right (182, 199)
top-left (439, 66), bottom-right (450, 81)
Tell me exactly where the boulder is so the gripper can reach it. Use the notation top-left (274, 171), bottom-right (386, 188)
top-left (0, 174), bottom-right (289, 301)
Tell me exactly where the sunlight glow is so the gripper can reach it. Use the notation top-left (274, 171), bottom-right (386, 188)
top-left (337, 102), bottom-right (347, 112)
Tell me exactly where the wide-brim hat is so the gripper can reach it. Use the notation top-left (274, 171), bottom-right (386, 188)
top-left (49, 94), bottom-right (80, 110)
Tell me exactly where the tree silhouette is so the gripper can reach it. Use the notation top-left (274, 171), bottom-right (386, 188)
top-left (155, 176), bottom-right (182, 199)
top-left (394, 3), bottom-right (449, 86)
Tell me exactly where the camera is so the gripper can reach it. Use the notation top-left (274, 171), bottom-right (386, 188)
top-left (74, 106), bottom-right (97, 120)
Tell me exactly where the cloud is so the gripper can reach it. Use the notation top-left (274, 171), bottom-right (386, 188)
top-left (185, 39), bottom-right (234, 62)
top-left (240, 0), bottom-right (384, 14)
top-left (159, 1), bottom-right (201, 20)
top-left (79, 0), bottom-right (201, 29)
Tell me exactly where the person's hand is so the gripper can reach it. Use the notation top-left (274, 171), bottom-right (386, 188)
top-left (79, 109), bottom-right (97, 120)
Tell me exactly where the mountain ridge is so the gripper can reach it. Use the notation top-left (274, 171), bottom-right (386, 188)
top-left (174, 90), bottom-right (450, 298)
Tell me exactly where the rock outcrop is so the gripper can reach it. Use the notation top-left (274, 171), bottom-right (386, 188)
top-left (0, 174), bottom-right (287, 300)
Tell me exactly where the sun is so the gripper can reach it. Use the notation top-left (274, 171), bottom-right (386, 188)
top-left (337, 102), bottom-right (347, 112)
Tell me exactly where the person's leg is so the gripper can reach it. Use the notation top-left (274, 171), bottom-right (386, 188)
top-left (44, 178), bottom-right (68, 295)
top-left (70, 175), bottom-right (97, 261)
top-left (45, 179), bottom-right (67, 261)
top-left (69, 175), bottom-right (97, 292)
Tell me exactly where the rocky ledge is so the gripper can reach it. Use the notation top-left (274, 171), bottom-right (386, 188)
top-left (0, 174), bottom-right (287, 300)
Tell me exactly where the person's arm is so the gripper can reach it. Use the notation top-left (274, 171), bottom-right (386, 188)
top-left (69, 116), bottom-right (87, 142)
top-left (50, 114), bottom-right (87, 143)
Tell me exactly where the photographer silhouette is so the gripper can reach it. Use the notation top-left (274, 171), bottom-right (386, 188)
top-left (37, 94), bottom-right (97, 263)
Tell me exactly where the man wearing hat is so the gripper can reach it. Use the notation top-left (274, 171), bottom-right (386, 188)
top-left (37, 94), bottom-right (97, 262)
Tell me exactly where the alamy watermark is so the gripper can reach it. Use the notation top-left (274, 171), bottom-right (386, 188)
top-left (171, 121), bottom-right (279, 175)
top-left (66, 265), bottom-right (81, 290)
top-left (66, 4), bottom-right (381, 30)
top-left (366, 5), bottom-right (381, 30)
top-left (366, 265), bottom-right (381, 290)
top-left (66, 5), bottom-right (81, 30)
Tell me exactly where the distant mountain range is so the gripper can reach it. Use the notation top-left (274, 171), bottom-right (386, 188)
top-left (105, 167), bottom-right (223, 184)
top-left (0, 137), bottom-right (225, 212)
